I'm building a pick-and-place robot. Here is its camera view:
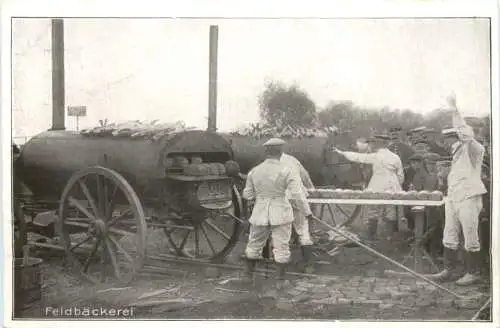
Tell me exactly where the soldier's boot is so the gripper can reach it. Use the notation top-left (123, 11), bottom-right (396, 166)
top-left (301, 245), bottom-right (315, 274)
top-left (427, 247), bottom-right (456, 281)
top-left (241, 258), bottom-right (257, 284)
top-left (455, 251), bottom-right (482, 286)
top-left (275, 262), bottom-right (288, 290)
top-left (364, 220), bottom-right (378, 246)
top-left (385, 220), bottom-right (399, 241)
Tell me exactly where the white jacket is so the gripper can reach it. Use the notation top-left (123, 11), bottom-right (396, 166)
top-left (281, 152), bottom-right (314, 192)
top-left (339, 148), bottom-right (404, 192)
top-left (243, 158), bottom-right (312, 226)
top-left (447, 110), bottom-right (487, 202)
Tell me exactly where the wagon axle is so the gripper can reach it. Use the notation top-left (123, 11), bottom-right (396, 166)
top-left (87, 219), bottom-right (107, 238)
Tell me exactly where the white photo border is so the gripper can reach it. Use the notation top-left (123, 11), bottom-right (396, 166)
top-left (2, 0), bottom-right (499, 327)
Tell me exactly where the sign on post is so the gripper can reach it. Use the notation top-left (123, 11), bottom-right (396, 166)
top-left (67, 106), bottom-right (87, 131)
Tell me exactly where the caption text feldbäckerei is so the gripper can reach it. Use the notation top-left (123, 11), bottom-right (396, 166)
top-left (45, 306), bottom-right (135, 318)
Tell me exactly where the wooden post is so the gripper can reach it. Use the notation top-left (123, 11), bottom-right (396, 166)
top-left (51, 19), bottom-right (65, 130)
top-left (208, 25), bottom-right (218, 132)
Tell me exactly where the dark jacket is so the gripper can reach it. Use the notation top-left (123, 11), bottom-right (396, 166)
top-left (411, 166), bottom-right (439, 191)
top-left (426, 141), bottom-right (450, 157)
top-left (388, 141), bottom-right (415, 167)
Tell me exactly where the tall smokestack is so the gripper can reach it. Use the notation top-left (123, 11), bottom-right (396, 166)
top-left (51, 18), bottom-right (65, 130)
top-left (208, 25), bottom-right (218, 132)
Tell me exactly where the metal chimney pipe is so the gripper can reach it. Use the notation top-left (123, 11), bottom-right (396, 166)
top-left (208, 25), bottom-right (218, 132)
top-left (51, 18), bottom-right (65, 130)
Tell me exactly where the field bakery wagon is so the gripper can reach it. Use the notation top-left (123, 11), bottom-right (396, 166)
top-left (14, 124), bottom-right (245, 283)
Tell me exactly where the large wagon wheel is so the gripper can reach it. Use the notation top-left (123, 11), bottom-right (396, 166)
top-left (57, 166), bottom-right (147, 284)
top-left (163, 185), bottom-right (243, 262)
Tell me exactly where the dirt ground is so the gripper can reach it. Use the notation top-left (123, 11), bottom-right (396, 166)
top-left (14, 208), bottom-right (492, 321)
top-left (16, 242), bottom-right (491, 321)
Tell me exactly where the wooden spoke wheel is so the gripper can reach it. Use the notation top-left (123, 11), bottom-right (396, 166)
top-left (163, 185), bottom-right (243, 262)
top-left (58, 166), bottom-right (147, 284)
top-left (310, 203), bottom-right (362, 245)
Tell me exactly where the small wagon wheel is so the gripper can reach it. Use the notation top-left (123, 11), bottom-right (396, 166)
top-left (335, 204), bottom-right (362, 228)
top-left (57, 166), bottom-right (147, 284)
top-left (310, 203), bottom-right (362, 245)
top-left (164, 185), bottom-right (243, 262)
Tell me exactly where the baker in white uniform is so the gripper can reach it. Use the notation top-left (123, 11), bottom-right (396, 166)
top-left (242, 138), bottom-right (313, 285)
top-left (280, 151), bottom-right (316, 273)
top-left (429, 94), bottom-right (487, 286)
top-left (331, 135), bottom-right (404, 243)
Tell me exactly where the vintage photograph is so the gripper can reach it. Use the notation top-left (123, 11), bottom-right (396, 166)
top-left (8, 15), bottom-right (495, 322)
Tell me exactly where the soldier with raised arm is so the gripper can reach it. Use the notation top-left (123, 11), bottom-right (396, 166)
top-left (242, 138), bottom-right (314, 286)
top-left (429, 94), bottom-right (487, 286)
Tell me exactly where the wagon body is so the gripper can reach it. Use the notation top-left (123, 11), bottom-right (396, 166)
top-left (17, 130), bottom-right (234, 204)
top-left (14, 129), bottom-right (243, 284)
top-left (224, 134), bottom-right (365, 188)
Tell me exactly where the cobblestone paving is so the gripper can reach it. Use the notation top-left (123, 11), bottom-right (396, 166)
top-left (18, 247), bottom-right (491, 320)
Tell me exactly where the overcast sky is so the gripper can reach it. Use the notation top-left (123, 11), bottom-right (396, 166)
top-left (12, 18), bottom-right (491, 138)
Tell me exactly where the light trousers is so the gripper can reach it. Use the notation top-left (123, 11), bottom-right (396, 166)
top-left (245, 223), bottom-right (292, 263)
top-left (443, 195), bottom-right (482, 252)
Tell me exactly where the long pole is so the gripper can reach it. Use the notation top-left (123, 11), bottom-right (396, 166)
top-left (471, 296), bottom-right (491, 320)
top-left (310, 216), bottom-right (466, 299)
top-left (51, 18), bottom-right (65, 130)
top-left (208, 25), bottom-right (218, 132)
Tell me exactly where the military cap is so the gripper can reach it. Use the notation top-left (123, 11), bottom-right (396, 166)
top-left (425, 153), bottom-right (441, 163)
top-left (437, 155), bottom-right (452, 162)
top-left (389, 126), bottom-right (402, 133)
top-left (409, 153), bottom-right (425, 161)
top-left (411, 126), bottom-right (427, 133)
top-left (442, 127), bottom-right (458, 137)
top-left (413, 139), bottom-right (428, 145)
top-left (423, 128), bottom-right (438, 134)
top-left (373, 134), bottom-right (391, 141)
top-left (357, 137), bottom-right (369, 143)
top-left (263, 137), bottom-right (286, 147)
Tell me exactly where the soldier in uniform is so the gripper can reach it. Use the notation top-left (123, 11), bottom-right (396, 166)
top-left (404, 153), bottom-right (436, 233)
top-left (242, 138), bottom-right (313, 286)
top-left (429, 95), bottom-right (487, 285)
top-left (280, 151), bottom-right (316, 273)
top-left (422, 128), bottom-right (450, 157)
top-left (413, 139), bottom-right (430, 156)
top-left (388, 126), bottom-right (416, 169)
top-left (331, 134), bottom-right (404, 243)
top-left (409, 126), bottom-right (427, 146)
top-left (388, 126), bottom-right (416, 228)
top-left (425, 152), bottom-right (446, 258)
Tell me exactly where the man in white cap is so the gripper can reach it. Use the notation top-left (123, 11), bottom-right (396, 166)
top-left (429, 94), bottom-right (487, 286)
top-left (331, 134), bottom-right (404, 243)
top-left (242, 138), bottom-right (314, 285)
top-left (280, 150), bottom-right (316, 273)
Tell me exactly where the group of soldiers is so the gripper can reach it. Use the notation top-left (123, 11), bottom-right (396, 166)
top-left (238, 94), bottom-right (490, 290)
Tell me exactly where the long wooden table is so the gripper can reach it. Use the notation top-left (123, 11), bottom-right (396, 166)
top-left (307, 197), bottom-right (445, 276)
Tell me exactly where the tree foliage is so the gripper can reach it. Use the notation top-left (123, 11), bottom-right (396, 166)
top-left (245, 80), bottom-right (491, 141)
top-left (258, 81), bottom-right (316, 129)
